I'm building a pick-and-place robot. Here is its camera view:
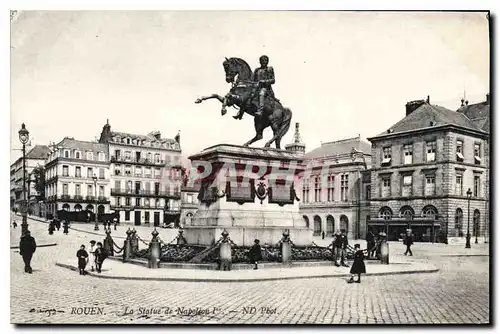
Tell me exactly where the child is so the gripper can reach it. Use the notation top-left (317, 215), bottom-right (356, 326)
top-left (76, 245), bottom-right (89, 275)
top-left (347, 244), bottom-right (366, 284)
top-left (94, 242), bottom-right (107, 273)
top-left (89, 240), bottom-right (96, 272)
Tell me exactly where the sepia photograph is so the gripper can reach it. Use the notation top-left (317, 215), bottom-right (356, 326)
top-left (9, 9), bottom-right (491, 325)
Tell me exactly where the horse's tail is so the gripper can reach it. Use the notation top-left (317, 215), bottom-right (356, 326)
top-left (277, 107), bottom-right (293, 139)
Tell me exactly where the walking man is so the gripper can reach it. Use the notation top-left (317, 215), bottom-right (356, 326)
top-left (366, 229), bottom-right (375, 259)
top-left (404, 229), bottom-right (413, 256)
top-left (19, 230), bottom-right (37, 274)
top-left (331, 230), bottom-right (348, 267)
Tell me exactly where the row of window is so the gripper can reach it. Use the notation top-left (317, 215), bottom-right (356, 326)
top-left (57, 165), bottom-right (106, 179)
top-left (113, 150), bottom-right (180, 163)
top-left (112, 136), bottom-right (178, 150)
top-left (379, 172), bottom-right (481, 198)
top-left (113, 164), bottom-right (181, 179)
top-left (62, 183), bottom-right (105, 197)
top-left (302, 174), bottom-right (349, 203)
top-left (455, 208), bottom-right (481, 237)
top-left (381, 140), bottom-right (482, 166)
top-left (114, 180), bottom-right (180, 193)
top-left (114, 197), bottom-right (180, 209)
top-left (55, 149), bottom-right (106, 162)
top-left (378, 205), bottom-right (438, 220)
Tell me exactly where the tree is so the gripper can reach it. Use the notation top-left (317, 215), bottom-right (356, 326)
top-left (32, 166), bottom-right (46, 201)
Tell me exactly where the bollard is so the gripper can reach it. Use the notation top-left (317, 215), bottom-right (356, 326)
top-left (148, 228), bottom-right (161, 269)
top-left (103, 228), bottom-right (114, 257)
top-left (379, 232), bottom-right (389, 264)
top-left (280, 230), bottom-right (292, 264)
top-left (218, 230), bottom-right (232, 271)
top-left (177, 230), bottom-right (187, 245)
top-left (131, 228), bottom-right (139, 253)
top-left (122, 228), bottom-right (133, 262)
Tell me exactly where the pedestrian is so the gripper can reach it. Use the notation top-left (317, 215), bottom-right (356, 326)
top-left (339, 230), bottom-right (349, 267)
top-left (12, 220), bottom-right (17, 228)
top-left (331, 230), bottom-right (342, 267)
top-left (56, 219), bottom-right (61, 231)
top-left (89, 240), bottom-right (96, 272)
top-left (63, 220), bottom-right (69, 234)
top-left (76, 245), bottom-right (89, 275)
top-left (248, 239), bottom-right (262, 270)
top-left (321, 231), bottom-right (325, 240)
top-left (347, 244), bottom-right (366, 284)
top-left (94, 242), bottom-right (107, 273)
top-left (366, 230), bottom-right (375, 259)
top-left (19, 230), bottom-right (37, 274)
top-left (404, 229), bottom-right (413, 256)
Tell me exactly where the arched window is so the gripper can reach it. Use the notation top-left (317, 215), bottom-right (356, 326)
top-left (379, 207), bottom-right (393, 220)
top-left (303, 215), bottom-right (310, 228)
top-left (455, 208), bottom-right (463, 237)
top-left (62, 203), bottom-right (70, 211)
top-left (74, 204), bottom-right (82, 212)
top-left (86, 204), bottom-right (94, 212)
top-left (473, 209), bottom-right (480, 237)
top-left (313, 215), bottom-right (322, 236)
top-left (326, 215), bottom-right (335, 236)
top-left (400, 206), bottom-right (414, 220)
top-left (340, 215), bottom-right (349, 233)
top-left (422, 205), bottom-right (438, 219)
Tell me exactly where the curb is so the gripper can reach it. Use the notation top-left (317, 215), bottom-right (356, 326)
top-left (11, 243), bottom-right (58, 249)
top-left (441, 254), bottom-right (489, 257)
top-left (55, 262), bottom-right (439, 283)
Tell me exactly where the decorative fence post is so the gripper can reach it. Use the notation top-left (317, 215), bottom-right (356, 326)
top-left (103, 228), bottom-right (114, 257)
top-left (176, 230), bottom-right (187, 245)
top-left (219, 229), bottom-right (232, 271)
top-left (148, 228), bottom-right (161, 269)
top-left (379, 232), bottom-right (389, 264)
top-left (280, 229), bottom-right (292, 264)
top-left (122, 227), bottom-right (133, 262)
top-left (131, 228), bottom-right (139, 253)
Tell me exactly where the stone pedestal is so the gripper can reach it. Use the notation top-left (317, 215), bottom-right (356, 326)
top-left (184, 144), bottom-right (313, 247)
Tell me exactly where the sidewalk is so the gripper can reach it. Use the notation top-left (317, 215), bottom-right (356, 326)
top-left (55, 256), bottom-right (439, 282)
top-left (10, 215), bottom-right (58, 249)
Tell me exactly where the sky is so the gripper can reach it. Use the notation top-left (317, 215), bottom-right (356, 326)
top-left (10, 11), bottom-right (490, 164)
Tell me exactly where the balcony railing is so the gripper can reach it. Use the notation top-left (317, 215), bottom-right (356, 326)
top-left (45, 195), bottom-right (109, 203)
top-left (110, 188), bottom-right (181, 198)
top-left (111, 156), bottom-right (166, 167)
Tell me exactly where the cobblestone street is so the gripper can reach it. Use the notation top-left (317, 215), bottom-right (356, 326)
top-left (10, 217), bottom-right (490, 324)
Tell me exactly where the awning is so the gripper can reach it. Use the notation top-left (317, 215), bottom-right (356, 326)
top-left (456, 152), bottom-right (464, 160)
top-left (475, 156), bottom-right (482, 162)
top-left (381, 158), bottom-right (392, 165)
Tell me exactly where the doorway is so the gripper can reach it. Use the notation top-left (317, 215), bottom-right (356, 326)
top-left (134, 211), bottom-right (141, 225)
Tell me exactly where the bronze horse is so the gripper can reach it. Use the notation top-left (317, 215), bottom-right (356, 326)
top-left (194, 57), bottom-right (292, 149)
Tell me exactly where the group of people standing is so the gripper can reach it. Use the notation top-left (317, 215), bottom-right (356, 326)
top-left (76, 240), bottom-right (107, 275)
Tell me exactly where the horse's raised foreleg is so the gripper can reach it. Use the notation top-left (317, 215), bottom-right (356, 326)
top-left (194, 94), bottom-right (225, 104)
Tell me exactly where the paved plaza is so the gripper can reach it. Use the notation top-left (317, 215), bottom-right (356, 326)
top-left (10, 215), bottom-right (490, 324)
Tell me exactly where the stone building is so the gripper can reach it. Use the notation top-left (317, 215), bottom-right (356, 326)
top-left (10, 145), bottom-right (50, 213)
top-left (98, 120), bottom-right (183, 226)
top-left (180, 167), bottom-right (201, 228)
top-left (298, 135), bottom-right (372, 241)
top-left (367, 95), bottom-right (490, 242)
top-left (44, 138), bottom-right (111, 218)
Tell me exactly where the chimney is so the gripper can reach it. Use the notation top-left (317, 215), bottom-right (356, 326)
top-left (405, 99), bottom-right (426, 116)
top-left (426, 95), bottom-right (430, 104)
top-left (486, 93), bottom-right (490, 104)
top-left (461, 98), bottom-right (465, 107)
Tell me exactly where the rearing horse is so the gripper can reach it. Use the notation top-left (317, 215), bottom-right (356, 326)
top-left (195, 57), bottom-right (292, 149)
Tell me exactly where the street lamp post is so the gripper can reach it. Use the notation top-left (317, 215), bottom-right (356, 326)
top-left (18, 123), bottom-right (30, 235)
top-left (465, 188), bottom-right (472, 249)
top-left (93, 174), bottom-right (98, 231)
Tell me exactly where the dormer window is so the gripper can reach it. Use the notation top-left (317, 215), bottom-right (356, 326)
top-left (98, 152), bottom-right (105, 162)
top-left (86, 151), bottom-right (93, 160)
top-left (75, 151), bottom-right (81, 159)
top-left (126, 138), bottom-right (131, 145)
top-left (64, 150), bottom-right (70, 158)
top-left (381, 147), bottom-right (392, 166)
top-left (456, 140), bottom-right (464, 162)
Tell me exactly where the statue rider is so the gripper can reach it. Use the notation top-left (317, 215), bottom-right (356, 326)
top-left (233, 55), bottom-right (275, 119)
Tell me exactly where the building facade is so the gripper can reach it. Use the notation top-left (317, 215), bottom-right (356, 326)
top-left (367, 96), bottom-right (490, 242)
top-left (10, 145), bottom-right (50, 213)
top-left (44, 138), bottom-right (111, 218)
top-left (98, 121), bottom-right (183, 226)
top-left (298, 136), bottom-right (372, 241)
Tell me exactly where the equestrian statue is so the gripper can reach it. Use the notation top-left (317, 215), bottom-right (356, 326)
top-left (194, 55), bottom-right (292, 149)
